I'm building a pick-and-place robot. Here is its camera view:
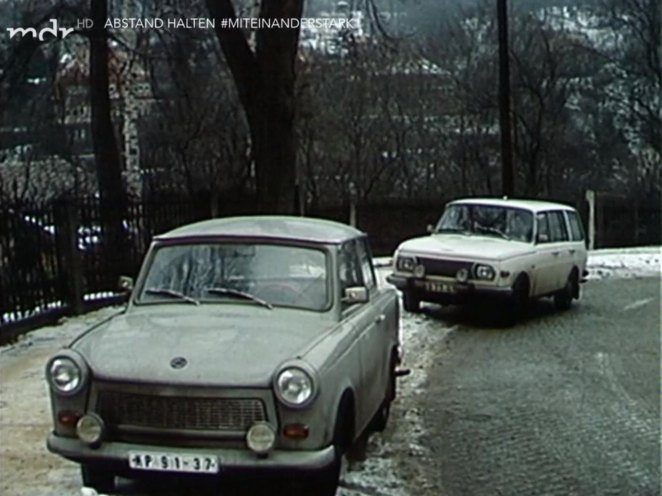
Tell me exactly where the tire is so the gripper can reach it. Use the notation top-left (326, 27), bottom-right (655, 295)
top-left (403, 290), bottom-right (421, 313)
top-left (554, 272), bottom-right (577, 311)
top-left (298, 455), bottom-right (341, 496)
top-left (81, 464), bottom-right (115, 493)
top-left (286, 405), bottom-right (350, 496)
top-left (501, 276), bottom-right (529, 327)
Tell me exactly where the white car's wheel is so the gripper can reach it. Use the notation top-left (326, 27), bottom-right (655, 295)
top-left (501, 276), bottom-right (529, 327)
top-left (554, 271), bottom-right (578, 311)
top-left (403, 291), bottom-right (421, 313)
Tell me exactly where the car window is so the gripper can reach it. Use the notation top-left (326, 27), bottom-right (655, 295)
top-left (566, 211), bottom-right (585, 241)
top-left (548, 211), bottom-right (569, 242)
top-left (339, 240), bottom-right (366, 306)
top-left (357, 238), bottom-right (376, 289)
top-left (536, 213), bottom-right (550, 243)
top-left (138, 243), bottom-right (329, 311)
top-left (437, 204), bottom-right (533, 242)
top-left (505, 209), bottom-right (534, 242)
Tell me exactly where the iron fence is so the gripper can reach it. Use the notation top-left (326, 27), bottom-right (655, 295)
top-left (0, 197), bottom-right (205, 341)
top-left (1, 193), bottom-right (658, 342)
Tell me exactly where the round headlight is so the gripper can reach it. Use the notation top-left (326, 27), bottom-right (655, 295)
top-left (76, 414), bottom-right (105, 445)
top-left (456, 268), bottom-right (469, 283)
top-left (275, 367), bottom-right (315, 408)
top-left (475, 264), bottom-right (496, 280)
top-left (49, 357), bottom-right (82, 394)
top-left (246, 422), bottom-right (275, 454)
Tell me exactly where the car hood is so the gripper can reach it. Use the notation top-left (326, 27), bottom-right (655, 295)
top-left (397, 234), bottom-right (534, 261)
top-left (72, 307), bottom-right (332, 387)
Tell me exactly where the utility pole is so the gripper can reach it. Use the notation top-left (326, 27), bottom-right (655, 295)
top-left (497, 0), bottom-right (514, 196)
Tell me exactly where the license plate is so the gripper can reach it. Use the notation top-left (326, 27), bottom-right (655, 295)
top-left (415, 280), bottom-right (457, 294)
top-left (129, 451), bottom-right (219, 474)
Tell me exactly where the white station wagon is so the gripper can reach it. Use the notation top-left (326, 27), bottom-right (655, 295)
top-left (46, 216), bottom-right (400, 495)
top-left (387, 198), bottom-right (588, 323)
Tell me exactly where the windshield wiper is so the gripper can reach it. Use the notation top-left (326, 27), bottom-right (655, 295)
top-left (204, 287), bottom-right (273, 310)
top-left (475, 225), bottom-right (510, 240)
top-left (144, 288), bottom-right (200, 305)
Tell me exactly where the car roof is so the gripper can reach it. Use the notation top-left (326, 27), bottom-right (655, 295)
top-left (449, 197), bottom-right (576, 213)
top-left (155, 216), bottom-right (365, 244)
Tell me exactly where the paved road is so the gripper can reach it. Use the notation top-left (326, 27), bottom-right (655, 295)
top-left (411, 277), bottom-right (660, 496)
top-left (0, 276), bottom-right (658, 496)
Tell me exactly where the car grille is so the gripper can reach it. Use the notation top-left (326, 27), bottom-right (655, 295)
top-left (418, 258), bottom-right (474, 278)
top-left (96, 391), bottom-right (267, 432)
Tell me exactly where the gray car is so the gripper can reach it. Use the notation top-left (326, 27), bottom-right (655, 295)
top-left (45, 216), bottom-right (400, 495)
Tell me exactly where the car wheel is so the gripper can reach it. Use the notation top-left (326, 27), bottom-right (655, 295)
top-left (501, 276), bottom-right (529, 327)
top-left (81, 464), bottom-right (115, 493)
top-left (403, 290), bottom-right (421, 313)
top-left (554, 272), bottom-right (577, 311)
top-left (286, 405), bottom-right (350, 496)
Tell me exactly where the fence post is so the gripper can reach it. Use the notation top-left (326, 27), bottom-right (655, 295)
top-left (585, 189), bottom-right (596, 250)
top-left (54, 200), bottom-right (84, 315)
top-left (349, 181), bottom-right (358, 228)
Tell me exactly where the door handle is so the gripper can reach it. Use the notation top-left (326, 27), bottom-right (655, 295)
top-left (552, 251), bottom-right (560, 257)
top-left (375, 314), bottom-right (386, 324)
top-left (569, 249), bottom-right (576, 254)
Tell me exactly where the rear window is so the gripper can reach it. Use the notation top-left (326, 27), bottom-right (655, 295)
top-left (566, 211), bottom-right (585, 241)
top-left (548, 211), bottom-right (569, 242)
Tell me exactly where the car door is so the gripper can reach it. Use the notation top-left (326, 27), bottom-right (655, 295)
top-left (564, 209), bottom-right (588, 274)
top-left (532, 212), bottom-right (558, 295)
top-left (339, 239), bottom-right (390, 430)
top-left (547, 210), bottom-right (574, 290)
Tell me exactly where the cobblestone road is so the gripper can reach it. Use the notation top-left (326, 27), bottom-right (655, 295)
top-left (412, 277), bottom-right (660, 496)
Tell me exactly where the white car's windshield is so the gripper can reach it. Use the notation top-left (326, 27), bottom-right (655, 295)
top-left (138, 243), bottom-right (329, 310)
top-left (435, 204), bottom-right (534, 242)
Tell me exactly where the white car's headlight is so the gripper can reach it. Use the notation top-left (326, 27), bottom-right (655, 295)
top-left (47, 355), bottom-right (85, 395)
top-left (474, 264), bottom-right (496, 281)
top-left (396, 255), bottom-right (417, 272)
top-left (275, 367), bottom-right (315, 408)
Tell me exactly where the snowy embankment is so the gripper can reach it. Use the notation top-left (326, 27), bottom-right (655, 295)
top-left (584, 247), bottom-right (660, 280)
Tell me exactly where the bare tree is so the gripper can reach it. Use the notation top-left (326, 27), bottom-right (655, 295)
top-left (205, 0), bottom-right (303, 213)
top-left (602, 0), bottom-right (661, 196)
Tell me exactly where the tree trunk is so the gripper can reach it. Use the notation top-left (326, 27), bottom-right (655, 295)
top-left (206, 0), bottom-right (302, 213)
top-left (89, 0), bottom-right (128, 276)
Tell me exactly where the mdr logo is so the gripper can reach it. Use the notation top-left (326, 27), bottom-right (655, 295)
top-left (5, 18), bottom-right (88, 40)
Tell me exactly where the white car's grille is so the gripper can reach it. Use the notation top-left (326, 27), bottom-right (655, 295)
top-left (418, 258), bottom-right (474, 278)
top-left (96, 390), bottom-right (267, 432)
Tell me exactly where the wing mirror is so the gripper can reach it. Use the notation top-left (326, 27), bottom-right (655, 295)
top-left (536, 233), bottom-right (549, 244)
top-left (118, 275), bottom-right (134, 293)
top-left (427, 224), bottom-right (435, 234)
top-left (343, 286), bottom-right (369, 304)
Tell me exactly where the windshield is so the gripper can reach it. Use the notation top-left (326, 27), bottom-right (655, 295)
top-left (137, 243), bottom-right (329, 311)
top-left (435, 204), bottom-right (534, 243)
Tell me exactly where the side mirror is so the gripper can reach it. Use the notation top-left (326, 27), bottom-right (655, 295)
top-left (536, 233), bottom-right (549, 244)
top-left (343, 286), bottom-right (369, 304)
top-left (118, 275), bottom-right (134, 293)
top-left (427, 224), bottom-right (435, 234)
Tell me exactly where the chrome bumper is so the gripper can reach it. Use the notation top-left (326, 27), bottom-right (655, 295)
top-left (47, 433), bottom-right (336, 474)
top-left (386, 274), bottom-right (513, 299)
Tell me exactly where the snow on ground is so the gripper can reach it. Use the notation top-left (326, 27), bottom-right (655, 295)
top-left (584, 247), bottom-right (661, 280)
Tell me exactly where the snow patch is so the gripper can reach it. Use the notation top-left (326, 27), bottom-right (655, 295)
top-left (587, 247), bottom-right (660, 280)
